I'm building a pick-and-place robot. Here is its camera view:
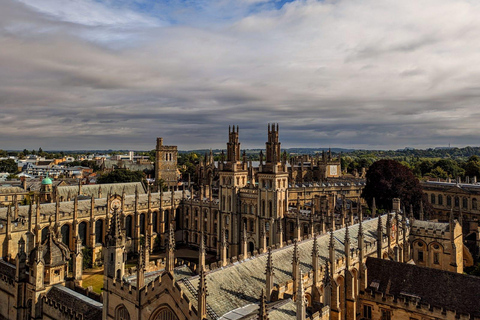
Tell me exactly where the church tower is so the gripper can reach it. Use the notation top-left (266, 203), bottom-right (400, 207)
top-left (218, 125), bottom-right (248, 256)
top-left (257, 124), bottom-right (289, 247)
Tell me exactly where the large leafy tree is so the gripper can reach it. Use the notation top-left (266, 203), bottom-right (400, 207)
top-left (362, 159), bottom-right (428, 217)
top-left (0, 159), bottom-right (18, 173)
top-left (96, 169), bottom-right (145, 184)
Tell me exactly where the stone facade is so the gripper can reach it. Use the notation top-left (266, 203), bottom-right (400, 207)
top-left (155, 137), bottom-right (179, 188)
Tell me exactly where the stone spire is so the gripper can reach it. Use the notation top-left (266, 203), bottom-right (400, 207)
top-left (372, 197), bottom-right (377, 217)
top-left (258, 289), bottom-right (268, 320)
top-left (241, 221), bottom-right (248, 256)
top-left (377, 215), bottom-right (383, 259)
top-left (329, 230), bottom-right (336, 275)
top-left (199, 231), bottom-right (206, 272)
top-left (221, 227), bottom-right (228, 267)
top-left (165, 223), bottom-right (175, 273)
top-left (295, 214), bottom-right (301, 241)
top-left (137, 243), bottom-right (145, 289)
top-left (386, 212), bottom-right (392, 249)
top-left (358, 196), bottom-right (363, 221)
top-left (260, 220), bottom-right (267, 252)
top-left (72, 236), bottom-right (83, 282)
top-left (277, 219), bottom-right (283, 248)
top-left (312, 234), bottom-right (319, 286)
top-left (197, 267), bottom-right (208, 320)
top-left (344, 224), bottom-right (350, 267)
top-left (265, 247), bottom-right (274, 302)
top-left (419, 200), bottom-right (424, 220)
top-left (323, 260), bottom-right (332, 307)
top-left (296, 271), bottom-right (306, 320)
top-left (292, 240), bottom-right (300, 296)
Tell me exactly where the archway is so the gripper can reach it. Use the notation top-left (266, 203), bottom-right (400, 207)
top-left (150, 306), bottom-right (179, 320)
top-left (248, 241), bottom-right (255, 254)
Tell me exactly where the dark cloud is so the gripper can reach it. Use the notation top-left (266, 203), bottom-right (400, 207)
top-left (1, 0), bottom-right (480, 150)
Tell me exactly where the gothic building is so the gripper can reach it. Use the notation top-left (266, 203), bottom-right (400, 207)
top-left (0, 125), bottom-right (478, 319)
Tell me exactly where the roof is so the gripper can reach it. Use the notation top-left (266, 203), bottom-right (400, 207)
top-left (178, 215), bottom-right (391, 318)
top-left (45, 285), bottom-right (102, 320)
top-left (57, 182), bottom-right (146, 199)
top-left (0, 189), bottom-right (186, 221)
top-left (411, 219), bottom-right (450, 232)
top-left (365, 257), bottom-right (480, 317)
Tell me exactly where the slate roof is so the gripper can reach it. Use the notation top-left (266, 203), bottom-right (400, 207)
top-left (365, 257), bottom-right (480, 317)
top-left (178, 215), bottom-right (390, 319)
top-left (0, 186), bottom-right (26, 194)
top-left (411, 220), bottom-right (450, 232)
top-left (57, 182), bottom-right (146, 199)
top-left (46, 285), bottom-right (102, 320)
top-left (0, 190), bottom-right (186, 220)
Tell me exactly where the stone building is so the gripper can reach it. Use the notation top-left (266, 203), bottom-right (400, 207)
top-left (155, 137), bottom-right (179, 188)
top-left (0, 125), bottom-right (476, 320)
top-left (359, 257), bottom-right (480, 320)
top-left (422, 180), bottom-right (480, 258)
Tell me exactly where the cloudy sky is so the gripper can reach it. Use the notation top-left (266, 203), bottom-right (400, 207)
top-left (1, 0), bottom-right (480, 151)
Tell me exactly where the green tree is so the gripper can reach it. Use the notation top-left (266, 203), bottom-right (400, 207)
top-left (96, 169), bottom-right (145, 184)
top-left (464, 155), bottom-right (480, 178)
top-left (361, 159), bottom-right (429, 217)
top-left (0, 159), bottom-right (18, 173)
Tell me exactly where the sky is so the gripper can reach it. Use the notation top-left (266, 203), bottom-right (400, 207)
top-left (1, 0), bottom-right (480, 151)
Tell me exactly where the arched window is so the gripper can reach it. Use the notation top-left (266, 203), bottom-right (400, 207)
top-left (438, 194), bottom-right (443, 205)
top-left (95, 220), bottom-right (103, 245)
top-left (454, 196), bottom-right (459, 207)
top-left (268, 201), bottom-right (273, 217)
top-left (430, 194), bottom-right (435, 204)
top-left (61, 224), bottom-right (70, 247)
top-left (463, 197), bottom-right (468, 209)
top-left (140, 213), bottom-right (145, 235)
top-left (78, 221), bottom-right (87, 246)
top-left (116, 305), bottom-right (130, 320)
top-left (473, 198), bottom-right (478, 210)
top-left (447, 196), bottom-right (452, 207)
top-left (152, 211), bottom-right (158, 233)
top-left (125, 215), bottom-right (132, 238)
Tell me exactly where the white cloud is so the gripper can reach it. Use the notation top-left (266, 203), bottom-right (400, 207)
top-left (1, 0), bottom-right (480, 150)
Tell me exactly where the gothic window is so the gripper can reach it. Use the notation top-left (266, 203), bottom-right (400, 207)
top-left (95, 220), bottom-right (103, 245)
top-left (268, 201), bottom-right (273, 217)
top-left (473, 198), bottom-right (478, 210)
top-left (153, 212), bottom-right (158, 233)
top-left (434, 252), bottom-right (440, 265)
top-left (225, 229), bottom-right (229, 240)
top-left (430, 194), bottom-right (435, 204)
top-left (438, 195), bottom-right (443, 205)
top-left (250, 220), bottom-right (254, 232)
top-left (262, 200), bottom-right (266, 216)
top-left (418, 251), bottom-right (424, 262)
top-left (125, 215), bottom-right (133, 238)
top-left (363, 305), bottom-right (372, 319)
top-left (78, 221), bottom-right (87, 246)
top-left (447, 196), bottom-right (452, 207)
top-left (265, 222), bottom-right (270, 232)
top-left (140, 213), bottom-right (145, 235)
top-left (380, 309), bottom-right (392, 320)
top-left (61, 224), bottom-right (70, 247)
top-left (115, 305), bottom-right (130, 320)
top-left (463, 197), bottom-right (468, 209)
